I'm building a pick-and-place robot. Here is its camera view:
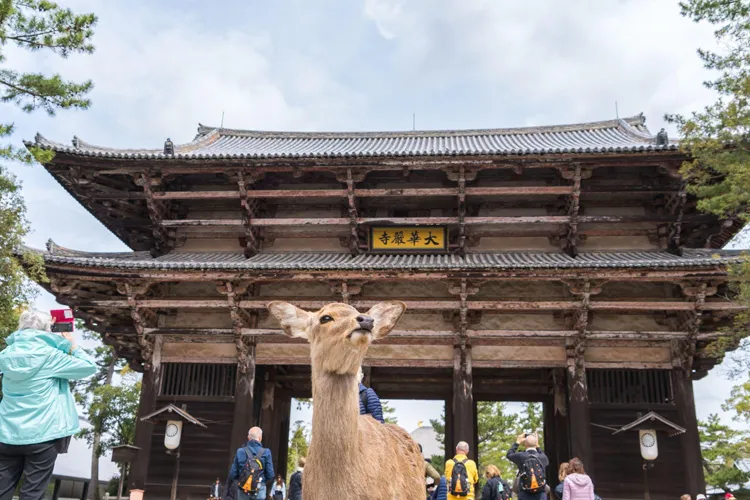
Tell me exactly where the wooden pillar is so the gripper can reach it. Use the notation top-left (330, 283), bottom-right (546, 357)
top-left (228, 343), bottom-right (256, 465)
top-left (81, 481), bottom-right (90, 500)
top-left (52, 479), bottom-right (62, 500)
top-left (543, 398), bottom-right (559, 490)
top-left (276, 395), bottom-right (292, 481)
top-left (129, 337), bottom-right (163, 492)
top-left (452, 346), bottom-right (475, 461)
top-left (567, 366), bottom-right (593, 478)
top-left (444, 399), bottom-right (453, 465)
top-left (673, 371), bottom-right (706, 496)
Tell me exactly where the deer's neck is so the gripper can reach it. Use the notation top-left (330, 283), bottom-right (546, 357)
top-left (310, 370), bottom-right (359, 458)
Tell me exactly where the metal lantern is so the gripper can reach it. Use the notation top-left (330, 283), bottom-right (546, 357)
top-left (164, 420), bottom-right (183, 450)
top-left (639, 429), bottom-right (658, 461)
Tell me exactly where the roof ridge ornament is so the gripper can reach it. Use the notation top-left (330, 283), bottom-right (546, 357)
top-left (163, 138), bottom-right (175, 155)
top-left (72, 136), bottom-right (80, 149)
top-left (656, 128), bottom-right (669, 146)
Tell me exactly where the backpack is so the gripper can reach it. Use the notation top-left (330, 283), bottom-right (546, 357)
top-left (449, 458), bottom-right (470, 497)
top-left (518, 455), bottom-right (546, 494)
top-left (239, 446), bottom-right (267, 499)
top-left (496, 479), bottom-right (511, 500)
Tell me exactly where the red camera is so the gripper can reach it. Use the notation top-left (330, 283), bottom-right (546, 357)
top-left (50, 309), bottom-right (74, 333)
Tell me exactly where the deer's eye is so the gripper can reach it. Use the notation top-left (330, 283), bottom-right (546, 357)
top-left (320, 315), bottom-right (334, 324)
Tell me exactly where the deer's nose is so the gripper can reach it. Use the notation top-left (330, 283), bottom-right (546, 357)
top-left (356, 315), bottom-right (374, 332)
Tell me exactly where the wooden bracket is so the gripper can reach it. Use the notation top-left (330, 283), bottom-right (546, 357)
top-left (135, 172), bottom-right (173, 257)
top-left (117, 282), bottom-right (158, 370)
top-left (236, 171), bottom-right (263, 257)
top-left (666, 184), bottom-right (687, 255)
top-left (329, 281), bottom-right (365, 304)
top-left (561, 164), bottom-right (583, 257)
top-left (344, 168), bottom-right (361, 255)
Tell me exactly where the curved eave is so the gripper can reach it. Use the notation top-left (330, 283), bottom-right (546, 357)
top-left (24, 248), bottom-right (744, 273)
top-left (24, 114), bottom-right (679, 161)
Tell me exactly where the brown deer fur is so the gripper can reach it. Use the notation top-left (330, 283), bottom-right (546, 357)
top-left (268, 301), bottom-right (424, 500)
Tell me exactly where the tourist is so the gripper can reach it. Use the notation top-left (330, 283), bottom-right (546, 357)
top-left (288, 457), bottom-right (304, 500)
top-left (228, 426), bottom-right (274, 500)
top-left (445, 441), bottom-right (479, 500)
top-left (696, 495), bottom-right (707, 500)
top-left (481, 464), bottom-right (511, 500)
top-left (271, 475), bottom-right (285, 500)
top-left (555, 462), bottom-right (569, 500)
top-left (562, 458), bottom-right (594, 500)
top-left (420, 444), bottom-right (441, 482)
top-left (680, 495), bottom-right (691, 500)
top-left (0, 309), bottom-right (97, 500)
top-left (506, 433), bottom-right (549, 500)
top-left (431, 477), bottom-right (448, 500)
top-left (209, 478), bottom-right (222, 499)
top-left (725, 494), bottom-right (736, 500)
top-left (358, 367), bottom-right (384, 423)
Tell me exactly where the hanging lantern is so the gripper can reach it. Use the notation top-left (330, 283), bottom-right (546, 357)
top-left (164, 420), bottom-right (183, 450)
top-left (639, 429), bottom-right (658, 461)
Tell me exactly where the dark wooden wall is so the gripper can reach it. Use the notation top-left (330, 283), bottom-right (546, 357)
top-left (145, 401), bottom-right (234, 500)
top-left (590, 407), bottom-right (685, 500)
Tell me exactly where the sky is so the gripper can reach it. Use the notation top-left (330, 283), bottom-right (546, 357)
top-left (4, 0), bottom-right (748, 467)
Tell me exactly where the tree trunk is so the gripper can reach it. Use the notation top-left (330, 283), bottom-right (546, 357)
top-left (90, 354), bottom-right (117, 500)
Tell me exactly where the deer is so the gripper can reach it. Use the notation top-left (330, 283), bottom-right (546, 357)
top-left (268, 301), bottom-right (425, 500)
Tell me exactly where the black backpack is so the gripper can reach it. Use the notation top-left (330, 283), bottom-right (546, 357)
top-left (449, 458), bottom-right (470, 497)
top-left (239, 447), bottom-right (267, 499)
top-left (496, 479), bottom-right (511, 500)
top-left (518, 455), bottom-right (546, 494)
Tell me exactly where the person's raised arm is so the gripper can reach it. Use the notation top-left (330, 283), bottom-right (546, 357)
top-left (44, 345), bottom-right (97, 380)
top-left (506, 434), bottom-right (526, 466)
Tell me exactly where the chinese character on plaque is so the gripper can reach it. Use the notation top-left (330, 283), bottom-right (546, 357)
top-left (370, 227), bottom-right (447, 252)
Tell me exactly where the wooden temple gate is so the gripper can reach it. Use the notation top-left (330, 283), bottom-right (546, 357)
top-left (24, 115), bottom-right (744, 499)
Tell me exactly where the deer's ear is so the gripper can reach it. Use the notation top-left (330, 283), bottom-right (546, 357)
top-left (268, 301), bottom-right (312, 339)
top-left (366, 301), bottom-right (406, 339)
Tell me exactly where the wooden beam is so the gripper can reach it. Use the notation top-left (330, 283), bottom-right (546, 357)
top-left (673, 372), bottom-right (706, 497)
top-left (83, 297), bottom-right (744, 312)
top-left (83, 185), bottom-right (686, 201)
top-left (159, 214), bottom-right (718, 229)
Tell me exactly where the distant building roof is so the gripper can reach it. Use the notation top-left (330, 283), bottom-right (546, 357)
top-left (26, 115), bottom-right (678, 160)
top-left (30, 247), bottom-right (743, 272)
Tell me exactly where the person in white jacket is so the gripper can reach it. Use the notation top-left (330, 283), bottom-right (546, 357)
top-left (271, 475), bottom-right (285, 500)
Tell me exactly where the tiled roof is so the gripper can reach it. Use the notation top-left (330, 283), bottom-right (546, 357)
top-left (30, 248), bottom-right (742, 271)
top-left (26, 115), bottom-right (678, 160)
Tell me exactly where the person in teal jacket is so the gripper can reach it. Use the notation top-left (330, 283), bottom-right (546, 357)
top-left (0, 309), bottom-right (96, 500)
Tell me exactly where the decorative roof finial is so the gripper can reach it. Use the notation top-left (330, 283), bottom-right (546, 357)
top-left (656, 128), bottom-right (669, 146)
top-left (46, 239), bottom-right (56, 254)
top-left (72, 136), bottom-right (80, 149)
top-left (163, 138), bottom-right (175, 155)
top-left (34, 132), bottom-right (42, 144)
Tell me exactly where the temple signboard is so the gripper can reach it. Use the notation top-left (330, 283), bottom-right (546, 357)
top-left (369, 226), bottom-right (447, 252)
